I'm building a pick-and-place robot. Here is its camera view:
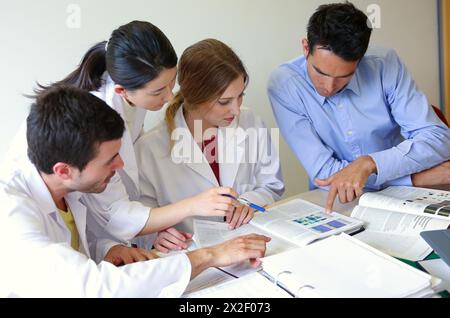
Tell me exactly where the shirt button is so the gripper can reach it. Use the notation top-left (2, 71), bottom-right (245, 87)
top-left (338, 104), bottom-right (343, 109)
top-left (347, 130), bottom-right (353, 136)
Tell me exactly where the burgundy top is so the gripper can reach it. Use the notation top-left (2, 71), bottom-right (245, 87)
top-left (201, 135), bottom-right (220, 184)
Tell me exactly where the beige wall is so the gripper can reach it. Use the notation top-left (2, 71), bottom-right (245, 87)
top-left (0, 0), bottom-right (440, 197)
top-left (442, 0), bottom-right (450, 120)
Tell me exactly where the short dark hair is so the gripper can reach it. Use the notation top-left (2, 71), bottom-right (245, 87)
top-left (27, 85), bottom-right (125, 174)
top-left (307, 2), bottom-right (372, 61)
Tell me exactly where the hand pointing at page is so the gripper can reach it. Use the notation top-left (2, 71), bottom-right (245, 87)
top-left (315, 156), bottom-right (377, 213)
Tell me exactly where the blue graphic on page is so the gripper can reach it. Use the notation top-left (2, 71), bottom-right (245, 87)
top-left (293, 213), bottom-right (349, 234)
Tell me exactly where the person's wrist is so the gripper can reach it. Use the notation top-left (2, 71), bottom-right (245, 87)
top-left (443, 162), bottom-right (450, 183)
top-left (411, 173), bottom-right (422, 187)
top-left (187, 247), bottom-right (215, 276)
top-left (361, 156), bottom-right (377, 174)
top-left (202, 247), bottom-right (216, 267)
top-left (178, 197), bottom-right (194, 217)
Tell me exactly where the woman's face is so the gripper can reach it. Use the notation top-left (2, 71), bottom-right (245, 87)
top-left (119, 67), bottom-right (177, 111)
top-left (201, 75), bottom-right (246, 128)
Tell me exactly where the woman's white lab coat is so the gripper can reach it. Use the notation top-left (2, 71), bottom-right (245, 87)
top-left (0, 159), bottom-right (191, 297)
top-left (135, 106), bottom-right (285, 233)
top-left (91, 73), bottom-right (147, 201)
top-left (87, 73), bottom-right (156, 248)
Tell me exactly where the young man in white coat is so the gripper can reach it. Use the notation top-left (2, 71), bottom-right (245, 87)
top-left (136, 39), bottom-right (284, 252)
top-left (0, 85), bottom-right (270, 297)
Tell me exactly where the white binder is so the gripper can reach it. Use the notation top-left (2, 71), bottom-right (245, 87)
top-left (260, 234), bottom-right (437, 298)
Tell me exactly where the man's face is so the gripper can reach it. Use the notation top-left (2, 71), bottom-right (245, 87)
top-left (303, 39), bottom-right (359, 98)
top-left (69, 139), bottom-right (124, 194)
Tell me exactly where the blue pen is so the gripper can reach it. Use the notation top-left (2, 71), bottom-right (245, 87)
top-left (222, 194), bottom-right (266, 212)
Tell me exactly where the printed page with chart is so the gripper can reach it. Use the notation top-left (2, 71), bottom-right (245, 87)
top-left (193, 198), bottom-right (364, 254)
top-left (350, 186), bottom-right (450, 261)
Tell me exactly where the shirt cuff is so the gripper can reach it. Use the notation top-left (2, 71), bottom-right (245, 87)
top-left (369, 151), bottom-right (400, 186)
top-left (384, 174), bottom-right (412, 187)
top-left (369, 140), bottom-right (415, 186)
top-left (365, 172), bottom-right (412, 191)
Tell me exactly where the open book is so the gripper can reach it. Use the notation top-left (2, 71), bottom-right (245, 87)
top-left (193, 198), bottom-right (364, 256)
top-left (350, 186), bottom-right (450, 261)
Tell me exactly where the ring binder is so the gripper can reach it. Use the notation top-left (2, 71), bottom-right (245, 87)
top-left (296, 284), bottom-right (315, 298)
top-left (275, 270), bottom-right (292, 286)
top-left (273, 270), bottom-right (316, 298)
top-left (261, 234), bottom-right (436, 298)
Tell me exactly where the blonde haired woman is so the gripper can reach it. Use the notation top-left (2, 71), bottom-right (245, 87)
top-left (135, 39), bottom-right (284, 252)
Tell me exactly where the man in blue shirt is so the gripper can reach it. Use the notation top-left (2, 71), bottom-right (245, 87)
top-left (268, 2), bottom-right (450, 213)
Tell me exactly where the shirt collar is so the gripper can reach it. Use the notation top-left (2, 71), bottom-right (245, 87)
top-left (300, 57), bottom-right (326, 106)
top-left (300, 56), bottom-right (361, 105)
top-left (344, 72), bottom-right (361, 96)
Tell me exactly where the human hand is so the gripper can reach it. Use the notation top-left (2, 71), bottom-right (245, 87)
top-left (104, 244), bottom-right (159, 266)
top-left (412, 161), bottom-right (450, 187)
top-left (184, 187), bottom-right (239, 217)
top-left (208, 234), bottom-right (271, 268)
top-left (315, 156), bottom-right (377, 213)
top-left (225, 205), bottom-right (255, 230)
top-left (153, 227), bottom-right (193, 253)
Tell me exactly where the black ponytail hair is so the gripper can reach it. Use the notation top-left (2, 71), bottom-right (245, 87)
top-left (35, 21), bottom-right (177, 93)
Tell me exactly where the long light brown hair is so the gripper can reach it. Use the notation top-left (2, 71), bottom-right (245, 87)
top-left (165, 39), bottom-right (249, 144)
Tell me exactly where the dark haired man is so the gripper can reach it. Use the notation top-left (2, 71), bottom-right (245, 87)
top-left (0, 86), bottom-right (269, 297)
top-left (268, 2), bottom-right (450, 212)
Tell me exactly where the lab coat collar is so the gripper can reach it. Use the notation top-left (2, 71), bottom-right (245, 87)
top-left (217, 118), bottom-right (247, 188)
top-left (25, 162), bottom-right (58, 217)
top-left (172, 106), bottom-right (247, 187)
top-left (25, 161), bottom-right (89, 256)
top-left (103, 74), bottom-right (140, 194)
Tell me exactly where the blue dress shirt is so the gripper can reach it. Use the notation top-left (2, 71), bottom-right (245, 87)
top-left (268, 48), bottom-right (450, 190)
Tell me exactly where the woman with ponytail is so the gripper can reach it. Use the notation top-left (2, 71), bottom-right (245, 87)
top-left (31, 21), bottom-right (240, 253)
top-left (135, 39), bottom-right (284, 253)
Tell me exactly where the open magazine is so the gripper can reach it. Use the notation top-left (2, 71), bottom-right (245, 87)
top-left (350, 186), bottom-right (450, 261)
top-left (193, 198), bottom-right (364, 255)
